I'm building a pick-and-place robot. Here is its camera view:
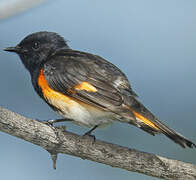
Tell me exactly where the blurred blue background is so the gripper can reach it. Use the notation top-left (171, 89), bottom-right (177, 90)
top-left (0, 0), bottom-right (195, 179)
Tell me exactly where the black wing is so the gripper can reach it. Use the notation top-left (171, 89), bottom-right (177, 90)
top-left (43, 49), bottom-right (136, 112)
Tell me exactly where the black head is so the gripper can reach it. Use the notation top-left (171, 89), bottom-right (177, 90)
top-left (4, 31), bottom-right (69, 73)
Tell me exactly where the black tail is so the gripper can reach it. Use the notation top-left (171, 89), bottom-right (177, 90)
top-left (135, 112), bottom-right (196, 148)
top-left (152, 119), bottom-right (196, 148)
top-left (126, 97), bottom-right (196, 148)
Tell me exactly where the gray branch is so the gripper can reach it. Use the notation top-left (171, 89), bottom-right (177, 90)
top-left (0, 107), bottom-right (195, 180)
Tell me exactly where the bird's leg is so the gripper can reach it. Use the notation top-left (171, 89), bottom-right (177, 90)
top-left (83, 125), bottom-right (98, 141)
top-left (44, 118), bottom-right (73, 126)
top-left (45, 118), bottom-right (73, 126)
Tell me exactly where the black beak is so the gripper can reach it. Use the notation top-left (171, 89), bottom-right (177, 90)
top-left (4, 46), bottom-right (24, 53)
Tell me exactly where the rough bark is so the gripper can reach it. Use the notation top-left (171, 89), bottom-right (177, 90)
top-left (0, 107), bottom-right (195, 180)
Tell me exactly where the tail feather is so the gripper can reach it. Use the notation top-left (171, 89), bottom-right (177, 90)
top-left (125, 97), bottom-right (196, 148)
top-left (151, 120), bottom-right (196, 148)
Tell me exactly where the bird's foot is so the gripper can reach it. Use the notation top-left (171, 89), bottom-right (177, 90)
top-left (82, 125), bottom-right (98, 142)
top-left (43, 118), bottom-right (72, 126)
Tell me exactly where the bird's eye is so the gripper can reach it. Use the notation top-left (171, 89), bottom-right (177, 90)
top-left (32, 42), bottom-right (40, 50)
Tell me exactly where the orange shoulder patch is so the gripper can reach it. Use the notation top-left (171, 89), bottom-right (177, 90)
top-left (38, 69), bottom-right (73, 105)
top-left (74, 82), bottom-right (97, 92)
top-left (38, 69), bottom-right (49, 90)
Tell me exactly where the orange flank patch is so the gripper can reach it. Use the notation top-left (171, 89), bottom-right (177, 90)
top-left (38, 69), bottom-right (73, 106)
top-left (37, 69), bottom-right (106, 124)
top-left (131, 109), bottom-right (159, 130)
top-left (74, 82), bottom-right (97, 92)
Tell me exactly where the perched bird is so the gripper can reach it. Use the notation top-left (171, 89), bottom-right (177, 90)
top-left (4, 31), bottom-right (195, 148)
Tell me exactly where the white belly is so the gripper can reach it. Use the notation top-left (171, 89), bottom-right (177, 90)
top-left (48, 96), bottom-right (114, 127)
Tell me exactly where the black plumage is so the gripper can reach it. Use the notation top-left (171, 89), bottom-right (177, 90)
top-left (4, 31), bottom-right (196, 148)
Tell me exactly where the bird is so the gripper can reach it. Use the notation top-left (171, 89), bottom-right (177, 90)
top-left (4, 31), bottom-right (195, 148)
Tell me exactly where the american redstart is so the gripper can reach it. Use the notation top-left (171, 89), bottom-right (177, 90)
top-left (4, 31), bottom-right (195, 148)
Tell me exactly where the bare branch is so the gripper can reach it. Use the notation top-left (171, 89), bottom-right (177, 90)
top-left (0, 106), bottom-right (195, 180)
top-left (0, 0), bottom-right (47, 20)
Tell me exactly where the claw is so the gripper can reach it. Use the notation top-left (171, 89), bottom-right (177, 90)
top-left (82, 125), bottom-right (98, 142)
